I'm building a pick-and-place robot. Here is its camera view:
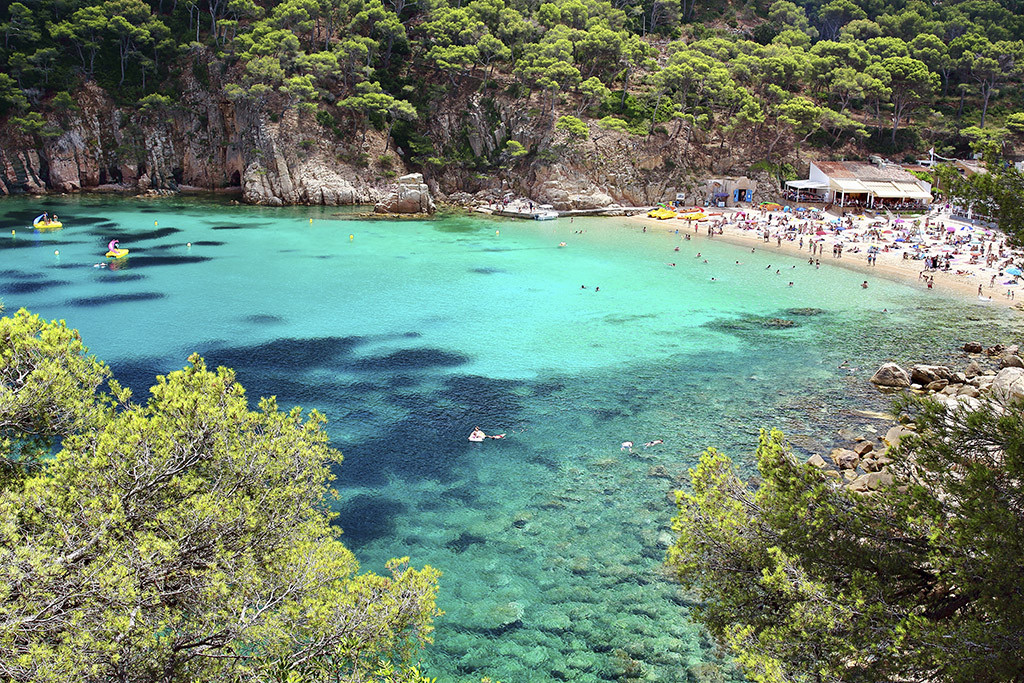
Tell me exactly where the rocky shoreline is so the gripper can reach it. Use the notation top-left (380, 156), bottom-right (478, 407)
top-left (799, 341), bottom-right (1023, 494)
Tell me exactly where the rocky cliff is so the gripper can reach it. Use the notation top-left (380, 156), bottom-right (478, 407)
top-left (0, 78), bottom-right (779, 210)
top-left (0, 77), bottom-right (391, 207)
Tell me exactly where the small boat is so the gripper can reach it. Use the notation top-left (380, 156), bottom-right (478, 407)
top-left (535, 210), bottom-right (558, 221)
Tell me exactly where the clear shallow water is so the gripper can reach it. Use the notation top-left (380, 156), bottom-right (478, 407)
top-left (1, 196), bottom-right (1017, 681)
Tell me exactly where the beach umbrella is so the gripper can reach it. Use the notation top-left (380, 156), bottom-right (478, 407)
top-left (947, 226), bottom-right (956, 232)
top-left (1007, 267), bottom-right (1023, 276)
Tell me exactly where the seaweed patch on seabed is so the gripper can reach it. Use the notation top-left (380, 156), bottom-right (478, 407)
top-left (602, 312), bottom-right (660, 324)
top-left (703, 313), bottom-right (801, 334)
top-left (0, 269), bottom-right (46, 279)
top-left (331, 494), bottom-right (407, 546)
top-left (68, 292), bottom-right (166, 307)
top-left (3, 279), bottom-right (72, 294)
top-left (95, 273), bottom-right (145, 282)
top-left (128, 255), bottom-right (213, 267)
top-left (470, 267), bottom-right (507, 274)
top-left (244, 314), bottom-right (283, 325)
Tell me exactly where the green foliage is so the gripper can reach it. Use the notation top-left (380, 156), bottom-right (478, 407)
top-left (669, 403), bottom-right (1024, 682)
top-left (555, 114), bottom-right (589, 139)
top-left (503, 139), bottom-right (528, 157)
top-left (937, 151), bottom-right (1024, 243)
top-left (0, 0), bottom-right (1022, 183)
top-left (0, 309), bottom-right (441, 681)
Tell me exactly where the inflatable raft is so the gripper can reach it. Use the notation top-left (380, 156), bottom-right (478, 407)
top-left (33, 214), bottom-right (62, 229)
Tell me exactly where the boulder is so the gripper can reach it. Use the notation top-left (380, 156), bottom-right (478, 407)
top-left (875, 453), bottom-right (894, 467)
top-left (849, 470), bottom-right (894, 492)
top-left (926, 379), bottom-right (949, 392)
top-left (963, 341), bottom-right (984, 353)
top-left (911, 364), bottom-right (953, 385)
top-left (870, 363), bottom-right (910, 388)
top-left (957, 384), bottom-right (981, 398)
top-left (806, 453), bottom-right (827, 468)
top-left (830, 448), bottom-right (860, 470)
top-left (861, 457), bottom-right (880, 472)
top-left (883, 425), bottom-right (913, 448)
top-left (985, 344), bottom-right (1005, 357)
top-left (964, 360), bottom-right (982, 378)
top-left (1000, 354), bottom-right (1024, 369)
top-left (852, 440), bottom-right (874, 456)
top-left (375, 173), bottom-right (436, 214)
top-left (990, 367), bottom-right (1024, 403)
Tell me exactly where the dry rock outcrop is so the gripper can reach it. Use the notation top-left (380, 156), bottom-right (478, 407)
top-left (374, 173), bottom-right (436, 214)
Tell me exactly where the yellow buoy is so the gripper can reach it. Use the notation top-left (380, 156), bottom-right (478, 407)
top-left (54, 250), bottom-right (59, 255)
top-left (350, 234), bottom-right (354, 241)
top-left (496, 230), bottom-right (500, 236)
top-left (309, 218), bottom-right (313, 224)
top-left (155, 221), bottom-right (158, 226)
top-left (186, 242), bottom-right (192, 247)
top-left (10, 230), bottom-right (14, 236)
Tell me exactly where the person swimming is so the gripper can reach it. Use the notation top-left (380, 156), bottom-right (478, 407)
top-left (469, 427), bottom-right (505, 442)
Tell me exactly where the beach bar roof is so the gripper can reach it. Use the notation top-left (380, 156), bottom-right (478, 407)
top-left (785, 179), bottom-right (828, 189)
top-left (796, 161), bottom-right (933, 207)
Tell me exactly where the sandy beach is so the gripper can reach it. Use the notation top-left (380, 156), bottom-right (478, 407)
top-left (628, 207), bottom-right (1023, 310)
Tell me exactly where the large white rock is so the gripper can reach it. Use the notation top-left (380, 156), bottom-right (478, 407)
top-left (989, 367), bottom-right (1024, 403)
top-left (870, 363), bottom-right (911, 388)
top-left (375, 173), bottom-right (436, 214)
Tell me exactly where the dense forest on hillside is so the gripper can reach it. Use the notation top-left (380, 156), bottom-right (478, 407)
top-left (1, 0), bottom-right (1022, 185)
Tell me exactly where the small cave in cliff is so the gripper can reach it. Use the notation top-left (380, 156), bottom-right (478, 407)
top-left (229, 171), bottom-right (241, 187)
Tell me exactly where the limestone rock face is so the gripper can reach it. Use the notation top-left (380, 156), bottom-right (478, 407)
top-left (0, 76), bottom-right (387, 207)
top-left (870, 363), bottom-right (911, 388)
top-left (374, 173), bottom-right (436, 214)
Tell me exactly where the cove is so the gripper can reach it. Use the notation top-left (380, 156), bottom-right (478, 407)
top-left (0, 195), bottom-right (1016, 682)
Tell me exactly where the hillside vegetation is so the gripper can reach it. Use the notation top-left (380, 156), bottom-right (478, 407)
top-left (1, 0), bottom-right (1023, 191)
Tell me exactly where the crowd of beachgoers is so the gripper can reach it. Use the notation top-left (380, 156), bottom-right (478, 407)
top-left (630, 203), bottom-right (1021, 307)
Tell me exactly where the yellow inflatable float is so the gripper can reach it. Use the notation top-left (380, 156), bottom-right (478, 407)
top-left (33, 213), bottom-right (62, 229)
top-left (646, 207), bottom-right (677, 219)
top-left (105, 239), bottom-right (129, 258)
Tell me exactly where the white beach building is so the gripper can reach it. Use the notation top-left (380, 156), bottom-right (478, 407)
top-left (785, 161), bottom-right (933, 209)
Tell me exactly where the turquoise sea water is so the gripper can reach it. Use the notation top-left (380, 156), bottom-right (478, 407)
top-left (1, 196), bottom-right (1017, 681)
